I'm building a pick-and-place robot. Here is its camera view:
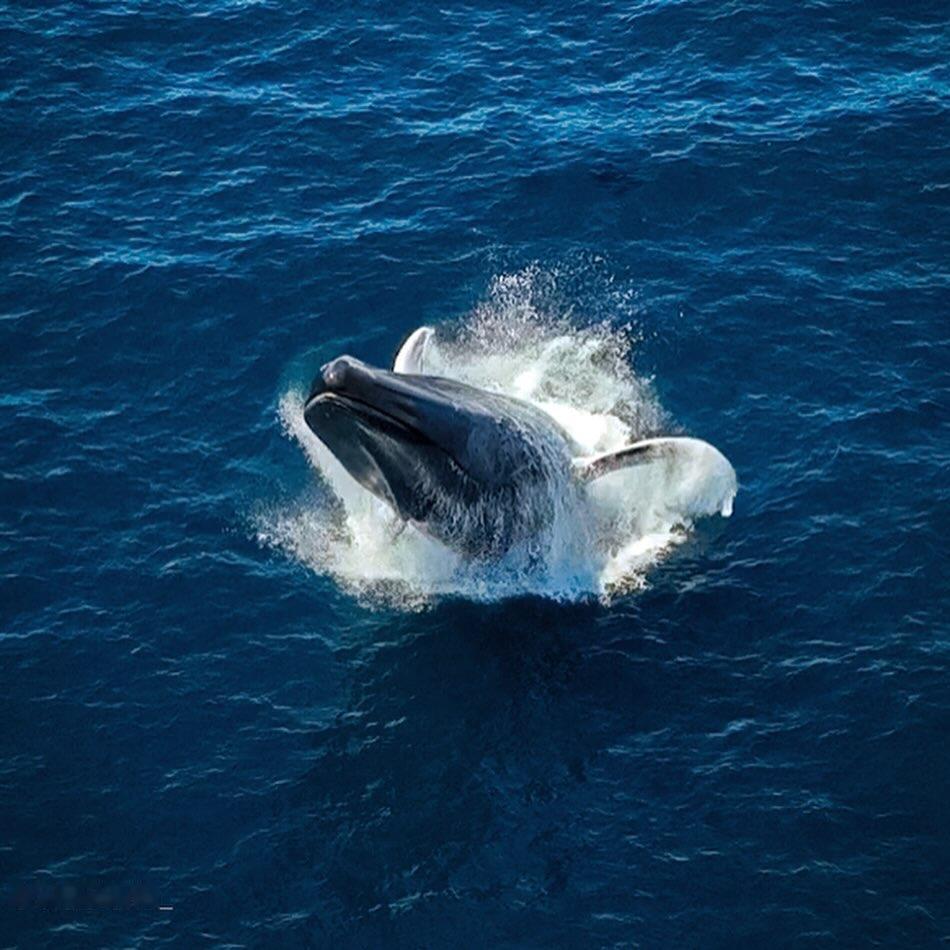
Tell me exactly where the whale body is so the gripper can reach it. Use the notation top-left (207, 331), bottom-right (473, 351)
top-left (303, 329), bottom-right (736, 557)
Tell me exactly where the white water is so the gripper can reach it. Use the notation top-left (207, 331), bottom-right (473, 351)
top-left (259, 271), bottom-right (737, 608)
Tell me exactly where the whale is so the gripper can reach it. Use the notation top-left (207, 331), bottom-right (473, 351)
top-left (303, 328), bottom-right (736, 557)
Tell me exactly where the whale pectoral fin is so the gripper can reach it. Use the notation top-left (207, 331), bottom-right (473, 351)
top-left (572, 439), bottom-right (664, 482)
top-left (573, 437), bottom-right (738, 517)
top-left (393, 326), bottom-right (435, 374)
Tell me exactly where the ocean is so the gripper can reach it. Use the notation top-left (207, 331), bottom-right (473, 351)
top-left (1, 0), bottom-right (948, 946)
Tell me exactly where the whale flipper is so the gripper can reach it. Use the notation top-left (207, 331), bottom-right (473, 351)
top-left (573, 437), bottom-right (737, 517)
top-left (393, 326), bottom-right (435, 374)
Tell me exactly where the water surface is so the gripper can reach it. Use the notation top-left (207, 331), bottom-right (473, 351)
top-left (1, 0), bottom-right (948, 946)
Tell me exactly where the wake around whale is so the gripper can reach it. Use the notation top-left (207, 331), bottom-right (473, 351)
top-left (302, 327), bottom-right (737, 559)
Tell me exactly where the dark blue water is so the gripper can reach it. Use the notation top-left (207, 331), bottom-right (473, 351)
top-left (2, 0), bottom-right (948, 946)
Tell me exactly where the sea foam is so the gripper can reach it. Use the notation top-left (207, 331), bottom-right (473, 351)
top-left (259, 271), bottom-right (736, 608)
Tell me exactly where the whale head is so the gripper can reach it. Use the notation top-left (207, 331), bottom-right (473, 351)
top-left (303, 356), bottom-right (574, 553)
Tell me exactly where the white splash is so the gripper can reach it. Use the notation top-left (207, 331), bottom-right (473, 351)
top-left (257, 270), bottom-right (737, 608)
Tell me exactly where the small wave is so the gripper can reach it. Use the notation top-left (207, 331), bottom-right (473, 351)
top-left (258, 269), bottom-right (736, 608)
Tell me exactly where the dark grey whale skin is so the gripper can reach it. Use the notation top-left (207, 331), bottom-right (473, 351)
top-left (303, 356), bottom-right (579, 557)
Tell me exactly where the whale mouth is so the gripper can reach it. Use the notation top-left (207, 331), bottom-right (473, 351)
top-left (304, 357), bottom-right (435, 442)
top-left (302, 369), bottom-right (473, 526)
top-left (305, 390), bottom-right (421, 439)
top-left (303, 355), bottom-right (500, 484)
top-left (303, 384), bottom-right (444, 462)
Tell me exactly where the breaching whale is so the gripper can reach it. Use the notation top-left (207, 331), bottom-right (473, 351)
top-left (303, 328), bottom-right (736, 557)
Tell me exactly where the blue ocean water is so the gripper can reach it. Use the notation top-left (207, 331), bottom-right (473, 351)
top-left (2, 0), bottom-right (949, 945)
